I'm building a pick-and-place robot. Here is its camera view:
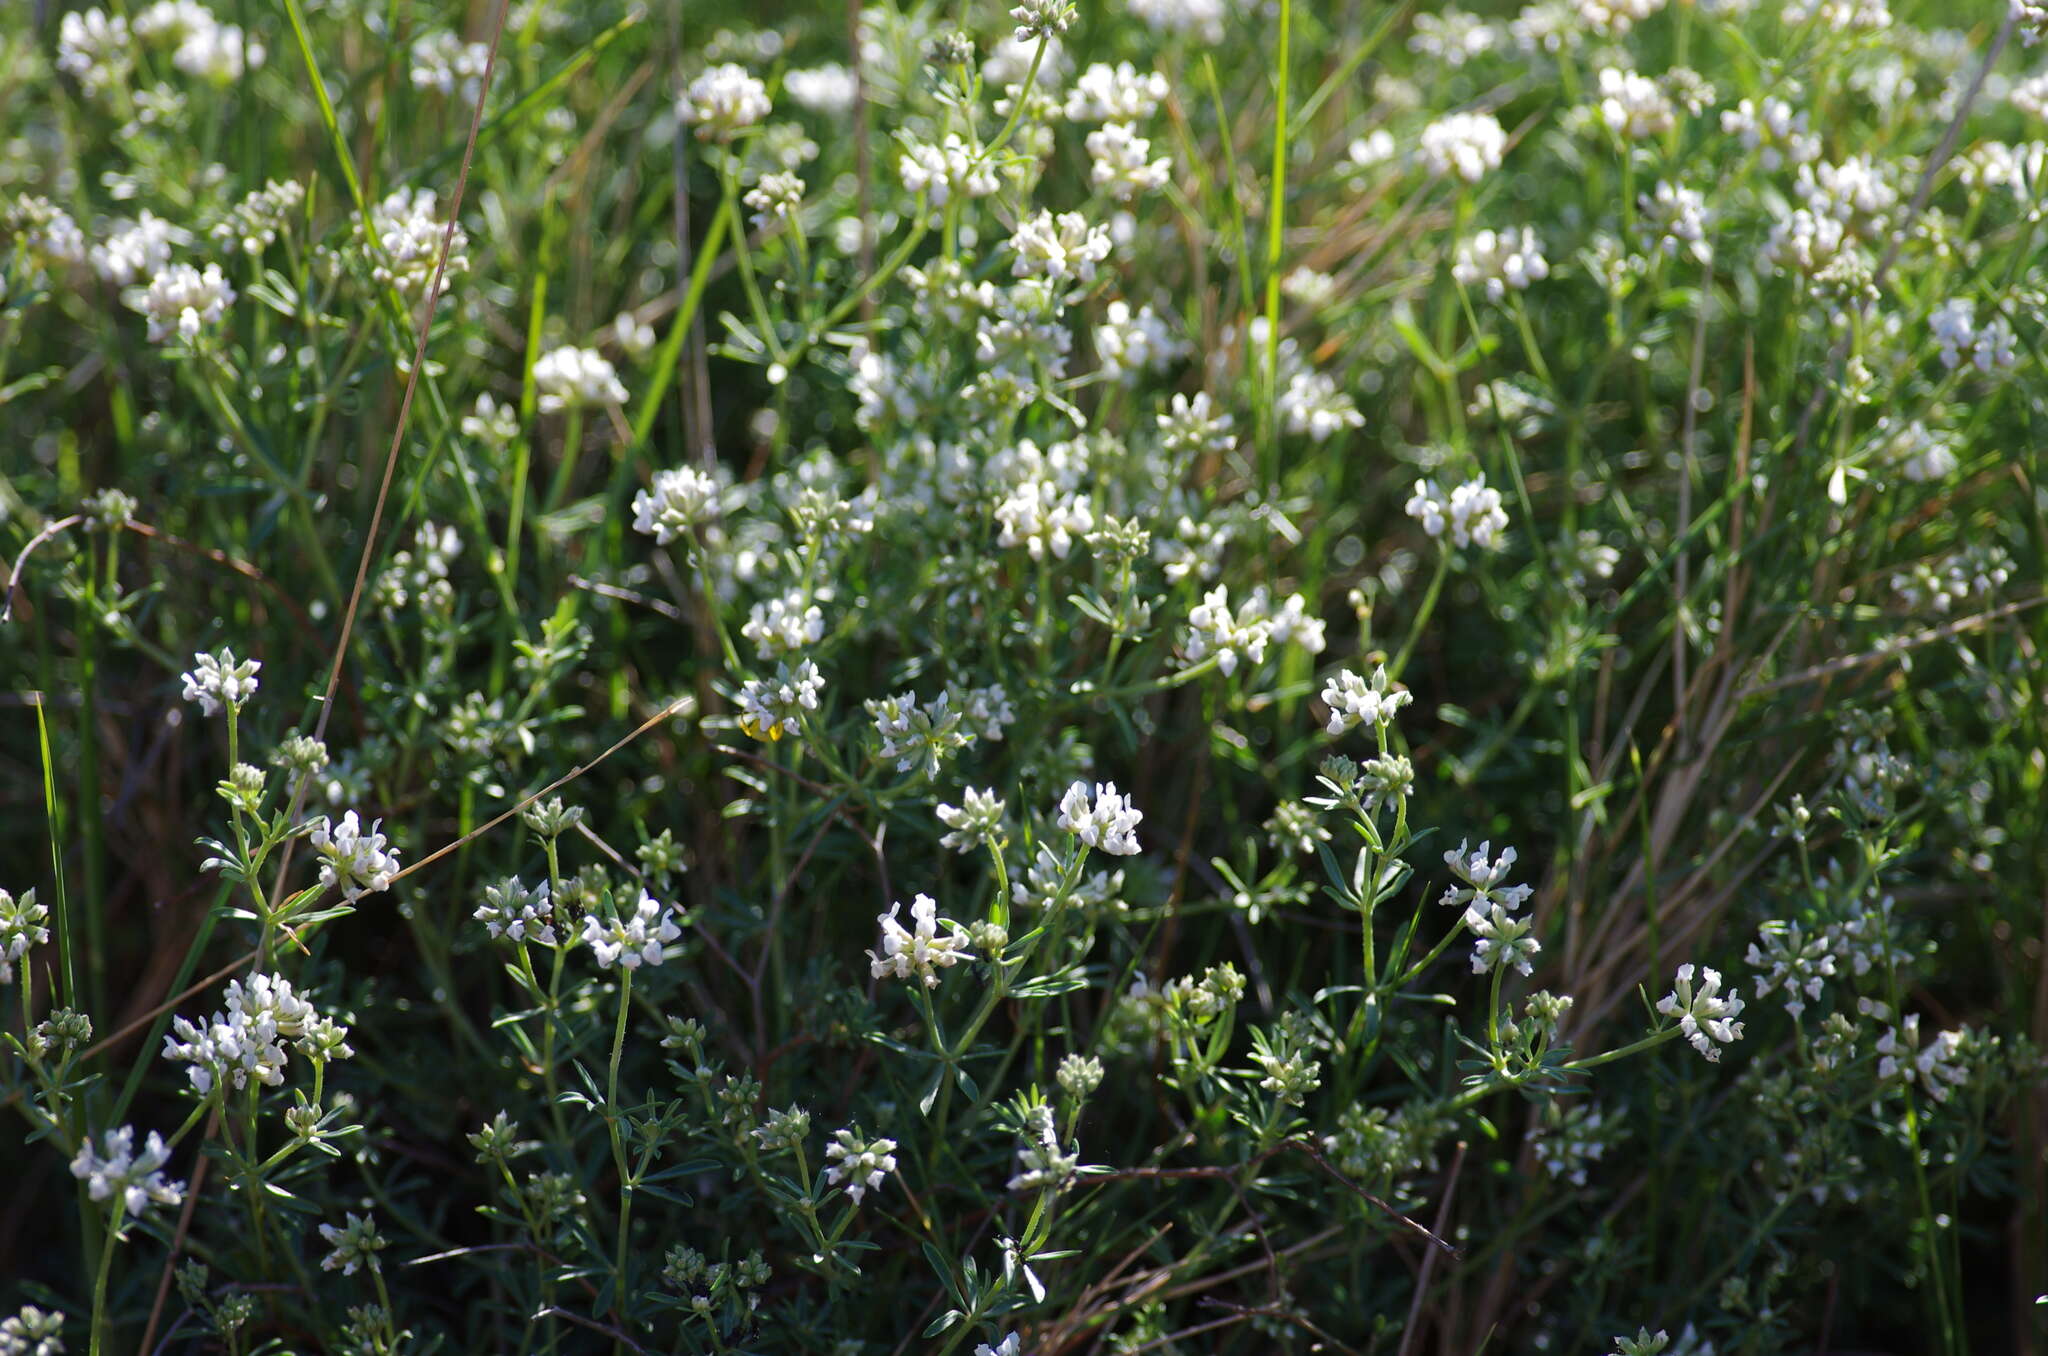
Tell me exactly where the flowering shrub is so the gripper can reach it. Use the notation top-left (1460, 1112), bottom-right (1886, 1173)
top-left (2, 0), bottom-right (2046, 1353)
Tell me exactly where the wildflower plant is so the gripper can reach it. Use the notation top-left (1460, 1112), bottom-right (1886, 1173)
top-left (2, 0), bottom-right (2046, 1353)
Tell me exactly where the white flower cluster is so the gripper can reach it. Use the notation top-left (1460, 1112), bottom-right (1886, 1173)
top-left (1420, 111), bottom-right (1507, 183)
top-left (70, 1126), bottom-right (185, 1220)
top-left (1929, 299), bottom-right (2018, 375)
top-left (534, 345), bottom-right (628, 413)
top-left (91, 211), bottom-right (186, 286)
top-left (1278, 370), bottom-right (1365, 442)
top-left (1009, 209), bottom-right (1112, 284)
top-left (1440, 840), bottom-right (1540, 975)
top-left (58, 9), bottom-right (134, 95)
top-left (163, 972), bottom-right (349, 1095)
top-left (1867, 1005), bottom-right (1969, 1103)
top-left (0, 888), bottom-right (49, 986)
top-left (867, 690), bottom-right (973, 778)
top-left (632, 464), bottom-right (723, 542)
top-left (1405, 475), bottom-right (1510, 549)
top-left (131, 261), bottom-right (236, 343)
top-left (1321, 665), bottom-right (1412, 736)
top-left (1639, 181), bottom-right (1710, 262)
top-left (1892, 543), bottom-right (2012, 613)
top-left (1594, 67), bottom-right (1675, 139)
top-left (180, 647), bottom-right (261, 716)
top-left (1127, 0), bottom-right (1228, 43)
top-left (678, 63), bottom-right (772, 140)
top-left (1410, 8), bottom-right (1500, 67)
top-left (868, 893), bottom-right (974, 987)
top-left (1533, 1102), bottom-right (1613, 1187)
top-left (824, 1126), bottom-right (898, 1204)
top-left (1066, 61), bottom-right (1168, 122)
top-left (994, 438), bottom-right (1096, 560)
top-left (1007, 1104), bottom-right (1080, 1192)
top-left (898, 134), bottom-right (999, 205)
top-left (737, 659), bottom-right (826, 742)
top-left (1056, 780), bottom-right (1144, 856)
top-left (1453, 227), bottom-right (1548, 300)
top-left (1721, 97), bottom-right (1820, 171)
top-left (309, 810), bottom-right (400, 901)
top-left (1576, 0), bottom-right (1666, 32)
top-left (582, 890), bottom-right (684, 970)
top-left (410, 31), bottom-right (491, 102)
top-left (474, 877), bottom-right (559, 947)
top-left (742, 591), bottom-right (825, 658)
top-left (1744, 921), bottom-right (1838, 1017)
top-left (1095, 300), bottom-right (1183, 381)
top-left (783, 64), bottom-right (859, 115)
top-left (1086, 122), bottom-right (1171, 200)
top-left (1656, 964), bottom-right (1746, 1061)
top-left (362, 188), bottom-right (468, 299)
top-left (937, 787), bottom-right (1007, 852)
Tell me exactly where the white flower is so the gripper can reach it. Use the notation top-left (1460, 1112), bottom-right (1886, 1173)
top-left (823, 1127), bottom-right (898, 1203)
top-left (318, 1212), bottom-right (388, 1275)
top-left (737, 660), bottom-right (825, 742)
top-left (898, 134), bottom-right (998, 205)
top-left (180, 648), bottom-right (261, 715)
top-left (1721, 97), bottom-right (1820, 171)
top-left (58, 9), bottom-right (134, 95)
top-left (976, 1338), bottom-right (1022, 1356)
top-left (1066, 61), bottom-right (1168, 122)
top-left (1157, 391), bottom-right (1237, 457)
top-left (741, 592), bottom-right (825, 659)
top-left (132, 262), bottom-right (236, 343)
top-left (1466, 901), bottom-right (1540, 974)
top-left (1452, 227), bottom-right (1548, 300)
top-left (1009, 209), bottom-right (1112, 283)
top-left (678, 63), bottom-right (771, 140)
top-left (410, 31), bottom-right (492, 101)
top-left (1008, 1104), bottom-right (1080, 1191)
top-left (1639, 181), bottom-right (1711, 263)
top-left (361, 187), bottom-right (468, 298)
top-left (1095, 300), bottom-right (1182, 380)
top-left (1128, 0), bottom-right (1227, 42)
top-left (1010, 0), bottom-right (1077, 41)
top-left (90, 212), bottom-right (186, 287)
top-left (1086, 122), bottom-right (1171, 200)
top-left (1438, 840), bottom-right (1534, 912)
top-left (995, 474), bottom-right (1094, 561)
top-left (309, 810), bottom-right (400, 901)
top-left (1420, 111), bottom-right (1507, 183)
top-left (533, 345), bottom-right (627, 413)
top-left (475, 877), bottom-right (558, 947)
top-left (632, 465), bottom-right (721, 542)
top-left (581, 890), bottom-right (683, 969)
top-left (1265, 591), bottom-right (1327, 655)
top-left (161, 973), bottom-right (335, 1096)
top-left (1595, 68), bottom-right (1674, 140)
top-left (174, 23), bottom-right (264, 83)
top-left (1576, 0), bottom-right (1666, 31)
top-left (0, 1304), bottom-right (66, 1355)
top-left (0, 889), bottom-right (49, 988)
top-left (70, 1126), bottom-right (185, 1220)
top-left (866, 690), bottom-right (972, 778)
top-left (1348, 129), bottom-right (1398, 169)
top-left (1406, 476), bottom-right (1509, 549)
top-left (867, 894), bottom-right (973, 987)
top-left (1656, 964), bottom-right (1746, 1061)
top-left (1745, 921), bottom-right (1837, 1018)
top-left (1321, 665), bottom-right (1412, 736)
top-left (1872, 1010), bottom-right (1969, 1102)
top-left (783, 64), bottom-right (859, 116)
top-left (743, 171), bottom-right (805, 229)
top-left (936, 788), bottom-right (1007, 853)
top-left (1278, 371), bottom-right (1365, 441)
top-left (1185, 585), bottom-right (1272, 676)
top-left (1056, 781), bottom-right (1144, 856)
top-left (1410, 8), bottom-right (1500, 67)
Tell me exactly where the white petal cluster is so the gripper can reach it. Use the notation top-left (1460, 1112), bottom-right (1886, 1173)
top-left (1420, 111), bottom-right (1507, 183)
top-left (867, 894), bottom-right (973, 987)
top-left (1321, 665), bottom-right (1412, 736)
top-left (1595, 67), bottom-right (1675, 140)
top-left (1057, 780), bottom-right (1144, 856)
top-left (743, 171), bottom-right (806, 229)
top-left (474, 877), bottom-right (558, 947)
top-left (898, 134), bottom-right (999, 205)
top-left (737, 659), bottom-right (825, 741)
top-left (410, 32), bottom-right (491, 101)
top-left (823, 1127), bottom-right (898, 1203)
top-left (1929, 299), bottom-right (2018, 375)
top-left (866, 690), bottom-right (972, 778)
top-left (362, 187), bottom-right (468, 298)
top-left (534, 345), bottom-right (627, 413)
top-left (162, 973), bottom-right (342, 1095)
top-left (1066, 61), bottom-right (1168, 122)
top-left (132, 261), bottom-right (236, 343)
top-left (994, 441), bottom-right (1095, 561)
top-left (1639, 181), bottom-right (1711, 262)
top-left (1278, 371), bottom-right (1365, 441)
top-left (1185, 584), bottom-right (1269, 676)
top-left (1439, 840), bottom-right (1539, 974)
top-left (678, 63), bottom-right (772, 140)
top-left (309, 810), bottom-right (400, 901)
top-left (1157, 391), bottom-right (1238, 458)
top-left (90, 211), bottom-right (186, 286)
top-left (1009, 209), bottom-right (1112, 283)
top-left (1744, 921), bottom-right (1837, 1018)
top-left (1095, 300), bottom-right (1183, 380)
top-left (632, 465), bottom-right (723, 542)
top-left (1656, 964), bottom-right (1746, 1061)
top-left (1007, 1104), bottom-right (1080, 1192)
top-left (1439, 840), bottom-right (1535, 912)
top-left (742, 592), bottom-right (825, 659)
top-left (1452, 227), bottom-right (1548, 300)
top-left (1575, 0), bottom-right (1665, 31)
top-left (1409, 8), bottom-right (1500, 67)
top-left (581, 890), bottom-right (683, 970)
top-left (70, 1126), bottom-right (185, 1220)
top-left (171, 21), bottom-right (264, 83)
top-left (0, 888), bottom-right (50, 987)
top-left (1086, 122), bottom-right (1171, 200)
top-left (783, 64), bottom-right (859, 115)
top-left (936, 788), bottom-right (1007, 853)
top-left (1720, 97), bottom-right (1820, 171)
top-left (1405, 475), bottom-right (1509, 549)
top-left (180, 647), bottom-right (261, 716)
top-left (1870, 1008), bottom-right (1969, 1102)
top-left (58, 9), bottom-right (134, 95)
